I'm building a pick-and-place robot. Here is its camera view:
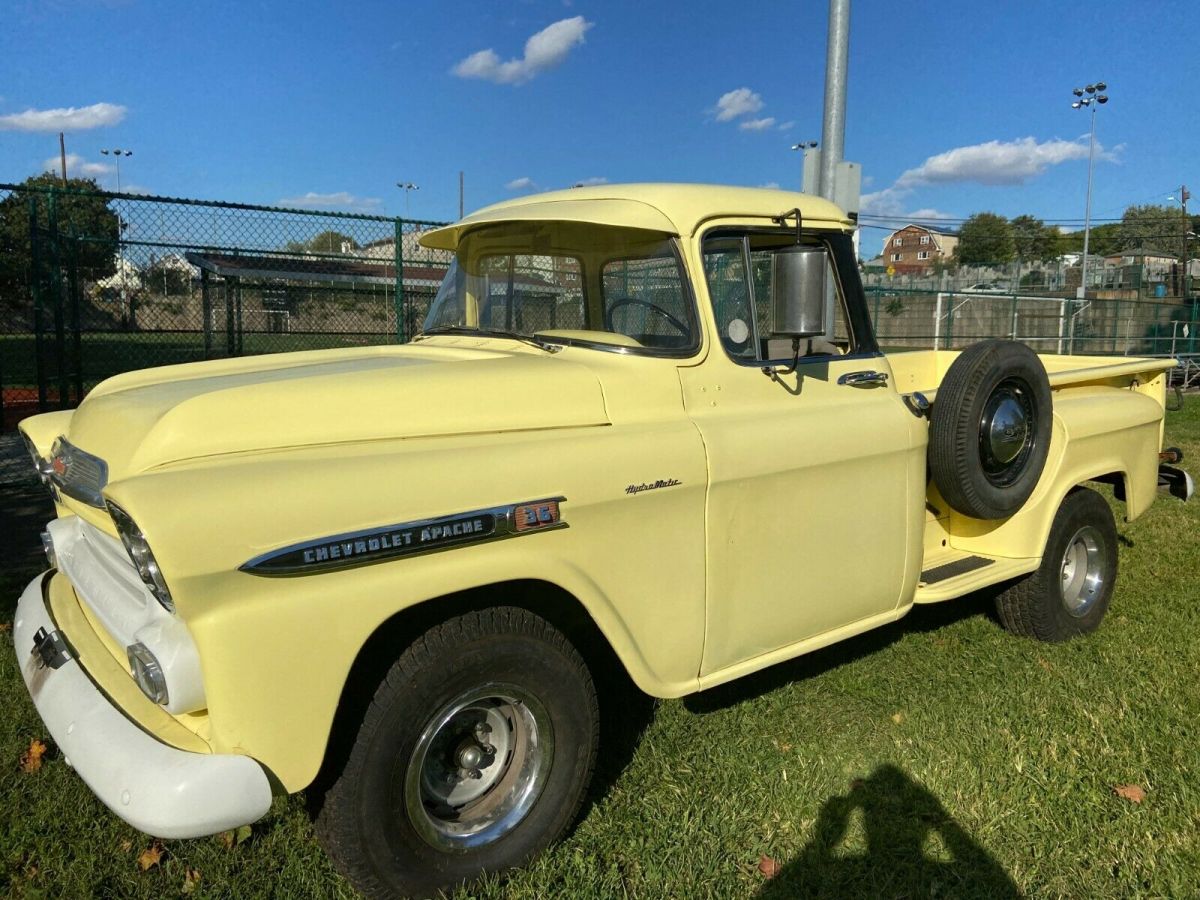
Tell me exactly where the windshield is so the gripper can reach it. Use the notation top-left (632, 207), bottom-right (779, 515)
top-left (421, 222), bottom-right (698, 354)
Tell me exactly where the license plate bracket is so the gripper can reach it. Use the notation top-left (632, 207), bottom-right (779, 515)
top-left (31, 626), bottom-right (74, 670)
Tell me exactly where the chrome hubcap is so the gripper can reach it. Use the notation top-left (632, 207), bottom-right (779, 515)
top-left (979, 377), bottom-right (1037, 487)
top-left (1060, 526), bottom-right (1106, 616)
top-left (987, 396), bottom-right (1028, 464)
top-left (405, 685), bottom-right (552, 851)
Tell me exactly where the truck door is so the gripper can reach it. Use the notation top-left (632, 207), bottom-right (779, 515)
top-left (681, 229), bottom-right (924, 679)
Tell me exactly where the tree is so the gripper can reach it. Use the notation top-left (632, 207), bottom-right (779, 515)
top-left (1057, 222), bottom-right (1122, 257)
top-left (1120, 204), bottom-right (1182, 252)
top-left (0, 173), bottom-right (120, 312)
top-left (284, 230), bottom-right (360, 254)
top-left (954, 213), bottom-right (1015, 266)
top-left (1011, 215), bottom-right (1060, 263)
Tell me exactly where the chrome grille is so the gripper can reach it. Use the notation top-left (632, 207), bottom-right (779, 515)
top-left (49, 437), bottom-right (109, 508)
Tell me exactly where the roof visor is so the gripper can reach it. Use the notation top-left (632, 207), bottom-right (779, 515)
top-left (420, 198), bottom-right (678, 251)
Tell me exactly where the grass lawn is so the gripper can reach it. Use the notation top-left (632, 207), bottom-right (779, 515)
top-left (2, 399), bottom-right (1198, 898)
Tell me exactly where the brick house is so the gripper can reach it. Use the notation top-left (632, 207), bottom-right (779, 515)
top-left (880, 224), bottom-right (959, 273)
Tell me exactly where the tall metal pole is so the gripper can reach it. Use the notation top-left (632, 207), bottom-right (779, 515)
top-left (1079, 102), bottom-right (1097, 304)
top-left (1179, 184), bottom-right (1190, 302)
top-left (818, 0), bottom-right (850, 200)
top-left (58, 133), bottom-right (67, 185)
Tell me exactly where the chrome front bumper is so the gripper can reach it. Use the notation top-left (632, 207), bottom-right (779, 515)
top-left (13, 572), bottom-right (273, 839)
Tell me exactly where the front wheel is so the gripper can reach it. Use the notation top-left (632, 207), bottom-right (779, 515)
top-left (316, 607), bottom-right (599, 898)
top-left (994, 488), bottom-right (1118, 642)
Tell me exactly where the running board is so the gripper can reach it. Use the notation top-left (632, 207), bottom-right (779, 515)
top-left (914, 552), bottom-right (1039, 604)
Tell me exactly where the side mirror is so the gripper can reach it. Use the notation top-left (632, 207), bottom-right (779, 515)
top-left (771, 245), bottom-right (828, 338)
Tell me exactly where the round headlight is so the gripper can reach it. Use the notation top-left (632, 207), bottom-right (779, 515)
top-left (106, 501), bottom-right (176, 614)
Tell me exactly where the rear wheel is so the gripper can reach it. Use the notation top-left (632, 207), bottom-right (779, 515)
top-left (994, 488), bottom-right (1118, 642)
top-left (315, 607), bottom-right (599, 898)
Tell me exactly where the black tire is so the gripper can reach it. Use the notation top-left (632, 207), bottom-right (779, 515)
top-left (995, 488), bottom-right (1118, 642)
top-left (929, 340), bottom-right (1052, 520)
top-left (315, 607), bottom-right (599, 898)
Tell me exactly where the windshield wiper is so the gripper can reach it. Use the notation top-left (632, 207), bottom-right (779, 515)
top-left (416, 326), bottom-right (562, 353)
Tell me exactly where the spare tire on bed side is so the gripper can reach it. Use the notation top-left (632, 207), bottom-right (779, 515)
top-left (928, 339), bottom-right (1052, 520)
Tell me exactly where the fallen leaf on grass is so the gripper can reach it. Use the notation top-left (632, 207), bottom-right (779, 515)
top-left (218, 824), bottom-right (253, 849)
top-left (1037, 657), bottom-right (1053, 672)
top-left (891, 712), bottom-right (905, 725)
top-left (19, 739), bottom-right (48, 773)
top-left (120, 839), bottom-right (133, 852)
top-left (1113, 784), bottom-right (1146, 803)
top-left (181, 867), bottom-right (202, 894)
top-left (757, 855), bottom-right (781, 879)
top-left (137, 842), bottom-right (166, 871)
top-left (0, 621), bottom-right (11, 632)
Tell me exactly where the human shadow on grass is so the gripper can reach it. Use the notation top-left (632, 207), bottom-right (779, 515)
top-left (684, 590), bottom-right (1003, 715)
top-left (758, 764), bottom-right (1022, 899)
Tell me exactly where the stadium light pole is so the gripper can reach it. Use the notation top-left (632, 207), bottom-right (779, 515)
top-left (790, 141), bottom-right (818, 191)
top-left (396, 182), bottom-right (419, 215)
top-left (1070, 83), bottom-right (1108, 305)
top-left (100, 148), bottom-right (133, 194)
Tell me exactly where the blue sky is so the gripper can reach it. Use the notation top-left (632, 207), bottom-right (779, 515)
top-left (2, 0), bottom-right (1197, 254)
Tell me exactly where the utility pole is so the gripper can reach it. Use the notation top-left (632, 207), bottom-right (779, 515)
top-left (1178, 184), bottom-right (1190, 302)
top-left (58, 133), bottom-right (68, 185)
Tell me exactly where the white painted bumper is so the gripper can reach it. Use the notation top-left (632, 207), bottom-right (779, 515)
top-left (13, 572), bottom-right (273, 839)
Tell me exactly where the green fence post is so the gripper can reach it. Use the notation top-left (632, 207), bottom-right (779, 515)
top-left (66, 227), bottom-right (83, 403)
top-left (47, 190), bottom-right (70, 410)
top-left (226, 277), bottom-right (236, 356)
top-left (394, 219), bottom-right (406, 342)
top-left (201, 270), bottom-right (212, 358)
top-left (28, 197), bottom-right (48, 410)
top-left (1112, 298), bottom-right (1120, 354)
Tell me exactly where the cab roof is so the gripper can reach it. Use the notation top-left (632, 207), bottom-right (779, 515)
top-left (419, 183), bottom-right (853, 251)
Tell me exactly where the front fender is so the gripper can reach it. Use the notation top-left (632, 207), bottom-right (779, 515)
top-left (103, 422), bottom-right (708, 791)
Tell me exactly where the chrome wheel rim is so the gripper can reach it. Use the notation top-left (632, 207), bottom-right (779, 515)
top-left (1060, 525), bottom-right (1106, 617)
top-left (405, 684), bottom-right (552, 852)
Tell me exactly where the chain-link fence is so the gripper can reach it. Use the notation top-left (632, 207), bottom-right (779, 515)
top-left (862, 256), bottom-right (1197, 301)
top-left (0, 183), bottom-right (450, 428)
top-left (867, 286), bottom-right (1200, 387)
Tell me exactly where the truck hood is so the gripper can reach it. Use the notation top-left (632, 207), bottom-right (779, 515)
top-left (64, 344), bottom-right (609, 481)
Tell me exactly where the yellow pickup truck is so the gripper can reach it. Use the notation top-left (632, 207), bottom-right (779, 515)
top-left (14, 185), bottom-right (1193, 898)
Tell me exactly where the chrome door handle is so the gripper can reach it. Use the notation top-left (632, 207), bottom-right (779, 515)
top-left (837, 370), bottom-right (889, 387)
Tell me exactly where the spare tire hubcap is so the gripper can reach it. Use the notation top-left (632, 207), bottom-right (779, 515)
top-left (986, 394), bottom-right (1028, 465)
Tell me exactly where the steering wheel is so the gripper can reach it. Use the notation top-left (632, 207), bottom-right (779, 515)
top-left (605, 297), bottom-right (690, 337)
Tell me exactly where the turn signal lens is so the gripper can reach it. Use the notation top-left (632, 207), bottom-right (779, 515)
top-left (127, 642), bottom-right (169, 705)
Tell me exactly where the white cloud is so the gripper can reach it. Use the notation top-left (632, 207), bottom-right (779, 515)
top-left (453, 16), bottom-right (592, 85)
top-left (862, 136), bottom-right (1114, 218)
top-left (738, 117), bottom-right (776, 132)
top-left (505, 176), bottom-right (537, 191)
top-left (572, 176), bottom-right (607, 187)
top-left (758, 181), bottom-right (781, 190)
top-left (43, 153), bottom-right (112, 179)
top-left (777, 120), bottom-right (796, 131)
top-left (907, 208), bottom-right (954, 220)
top-left (713, 87), bottom-right (763, 122)
top-left (279, 191), bottom-right (382, 212)
top-left (1, 102), bottom-right (126, 132)
top-left (894, 137), bottom-right (1101, 189)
